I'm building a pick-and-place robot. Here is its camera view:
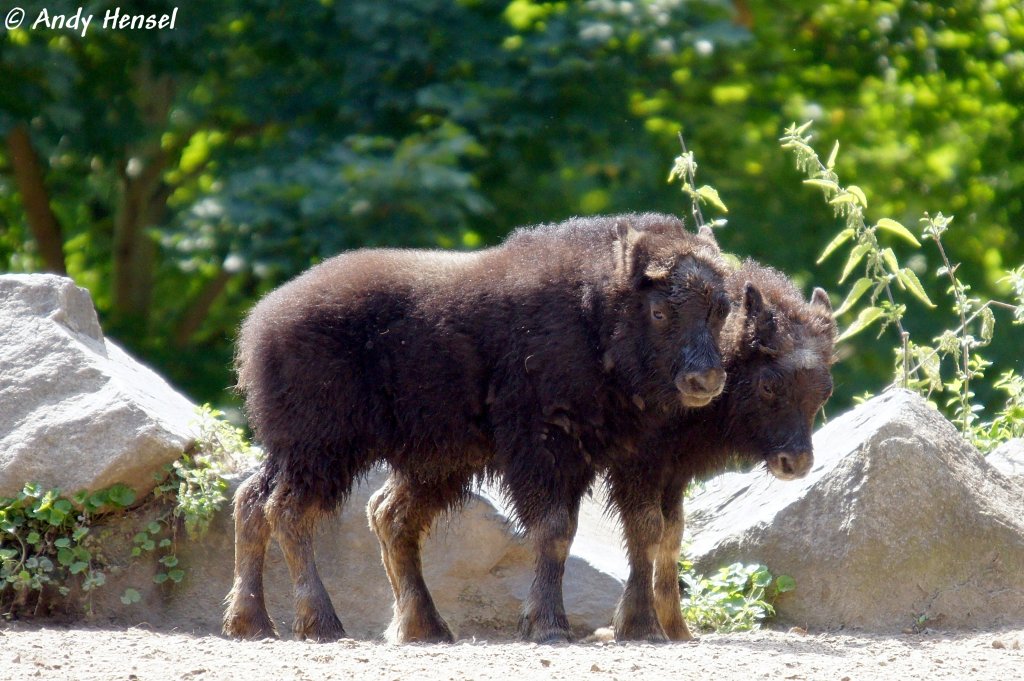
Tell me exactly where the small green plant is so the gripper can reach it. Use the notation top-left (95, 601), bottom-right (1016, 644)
top-left (1, 483), bottom-right (136, 617)
top-left (679, 560), bottom-right (795, 633)
top-left (2, 405), bottom-right (250, 617)
top-left (124, 405), bottom-right (241, 590)
top-left (780, 121), bottom-right (1024, 451)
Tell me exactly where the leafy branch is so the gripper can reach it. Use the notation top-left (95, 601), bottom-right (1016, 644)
top-left (781, 121), bottom-right (1024, 446)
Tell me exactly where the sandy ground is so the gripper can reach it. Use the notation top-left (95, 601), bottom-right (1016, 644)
top-left (1, 624), bottom-right (1022, 680)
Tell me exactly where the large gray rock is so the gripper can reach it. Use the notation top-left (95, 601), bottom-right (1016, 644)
top-left (987, 438), bottom-right (1024, 478)
top-left (686, 389), bottom-right (1024, 631)
top-left (0, 274), bottom-right (197, 498)
top-left (93, 467), bottom-right (626, 640)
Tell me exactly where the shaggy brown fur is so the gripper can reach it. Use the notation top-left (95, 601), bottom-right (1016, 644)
top-left (605, 252), bottom-right (837, 642)
top-left (222, 213), bottom-right (732, 643)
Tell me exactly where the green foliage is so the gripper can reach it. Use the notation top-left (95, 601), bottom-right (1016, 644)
top-left (0, 406), bottom-right (250, 618)
top-left (679, 560), bottom-right (795, 633)
top-left (781, 122), bottom-right (1024, 450)
top-left (1, 483), bottom-right (134, 617)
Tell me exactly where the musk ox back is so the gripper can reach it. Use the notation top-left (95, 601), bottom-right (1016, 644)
top-left (224, 213), bottom-right (732, 644)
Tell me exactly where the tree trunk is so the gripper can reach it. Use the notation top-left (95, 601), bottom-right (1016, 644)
top-left (172, 267), bottom-right (234, 348)
top-left (4, 124), bottom-right (66, 274)
top-left (110, 66), bottom-right (175, 332)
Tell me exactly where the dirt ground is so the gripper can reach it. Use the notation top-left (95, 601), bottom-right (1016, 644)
top-left (1, 623), bottom-right (1022, 680)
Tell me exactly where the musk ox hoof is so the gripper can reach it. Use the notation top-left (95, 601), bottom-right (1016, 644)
top-left (613, 614), bottom-right (669, 643)
top-left (223, 611), bottom-right (279, 641)
top-left (520, 614), bottom-right (573, 644)
top-left (531, 628), bottom-right (573, 644)
top-left (293, 611), bottom-right (347, 643)
top-left (662, 619), bottom-right (695, 642)
top-left (388, 614), bottom-right (455, 644)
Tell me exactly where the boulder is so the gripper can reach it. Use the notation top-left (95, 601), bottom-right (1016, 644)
top-left (685, 388), bottom-right (1024, 631)
top-left (987, 438), bottom-right (1024, 479)
top-left (93, 467), bottom-right (626, 640)
top-left (0, 274), bottom-right (197, 499)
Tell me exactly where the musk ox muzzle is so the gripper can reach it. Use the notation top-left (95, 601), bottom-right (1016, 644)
top-left (766, 450), bottom-right (813, 480)
top-left (674, 367), bottom-right (726, 408)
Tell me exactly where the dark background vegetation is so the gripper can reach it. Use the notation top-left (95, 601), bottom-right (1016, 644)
top-left (2, 0), bottom-right (1021, 417)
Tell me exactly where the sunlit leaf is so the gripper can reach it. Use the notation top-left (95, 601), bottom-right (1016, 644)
top-left (876, 218), bottom-right (921, 247)
top-left (835, 277), bottom-right (873, 316)
top-left (817, 228), bottom-right (855, 264)
top-left (838, 306), bottom-right (885, 341)
top-left (897, 268), bottom-right (936, 308)
top-left (839, 242), bottom-right (872, 283)
top-left (846, 185), bottom-right (868, 207)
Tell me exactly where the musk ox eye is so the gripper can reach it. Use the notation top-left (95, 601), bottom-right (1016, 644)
top-left (651, 307), bottom-right (666, 321)
top-left (759, 379), bottom-right (776, 399)
top-left (710, 294), bottom-right (729, 321)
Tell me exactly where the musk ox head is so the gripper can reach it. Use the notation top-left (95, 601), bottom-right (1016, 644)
top-left (606, 217), bottom-right (731, 411)
top-left (720, 261), bottom-right (837, 480)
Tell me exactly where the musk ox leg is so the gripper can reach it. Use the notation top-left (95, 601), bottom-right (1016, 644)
top-left (613, 498), bottom-right (669, 643)
top-left (367, 472), bottom-right (456, 644)
top-left (652, 483), bottom-right (694, 641)
top-left (223, 473), bottom-right (278, 639)
top-left (518, 503), bottom-right (580, 643)
top-left (266, 491), bottom-right (346, 642)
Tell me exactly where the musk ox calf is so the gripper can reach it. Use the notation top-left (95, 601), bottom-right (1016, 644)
top-left (605, 247), bottom-right (837, 642)
top-left (223, 213), bottom-right (733, 643)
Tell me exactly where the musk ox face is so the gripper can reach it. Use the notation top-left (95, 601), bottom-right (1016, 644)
top-left (725, 279), bottom-right (836, 481)
top-left (609, 222), bottom-right (730, 412)
top-left (642, 255), bottom-right (730, 409)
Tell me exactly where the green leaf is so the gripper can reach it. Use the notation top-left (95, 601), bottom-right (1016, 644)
top-left (26, 531), bottom-right (41, 545)
top-left (839, 242), bottom-right (873, 283)
top-left (838, 306), bottom-right (885, 341)
top-left (69, 561), bottom-right (89, 575)
top-left (120, 588), bottom-right (141, 605)
top-left (829, 192), bottom-right (859, 206)
top-left (54, 537), bottom-right (71, 549)
top-left (835, 277), bottom-right (874, 316)
top-left (106, 485), bottom-right (137, 508)
top-left (880, 247), bottom-right (900, 276)
top-left (826, 140), bottom-right (839, 169)
top-left (147, 521), bottom-right (162, 535)
top-left (57, 548), bottom-right (75, 566)
top-left (153, 573), bottom-right (169, 584)
top-left (168, 569), bottom-right (185, 583)
top-left (876, 218), bottom-right (921, 247)
top-left (775, 575), bottom-right (797, 593)
top-left (980, 306), bottom-right (995, 343)
top-left (846, 185), bottom-right (868, 207)
top-left (803, 178), bottom-right (839, 192)
top-left (817, 228), bottom-right (855, 264)
top-left (696, 185), bottom-right (729, 213)
top-left (897, 268), bottom-right (936, 308)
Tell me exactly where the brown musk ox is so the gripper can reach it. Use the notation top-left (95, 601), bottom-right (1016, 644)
top-left (222, 213), bottom-right (733, 644)
top-left (604, 246), bottom-right (837, 642)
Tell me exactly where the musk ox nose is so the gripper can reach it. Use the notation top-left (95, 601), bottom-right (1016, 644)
top-left (767, 451), bottom-right (813, 481)
top-left (675, 367), bottom-right (726, 407)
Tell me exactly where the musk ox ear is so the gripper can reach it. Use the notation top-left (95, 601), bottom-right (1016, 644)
top-left (616, 224), bottom-right (665, 289)
top-left (811, 286), bottom-right (832, 312)
top-left (743, 281), bottom-right (764, 319)
top-left (697, 225), bottom-right (719, 250)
